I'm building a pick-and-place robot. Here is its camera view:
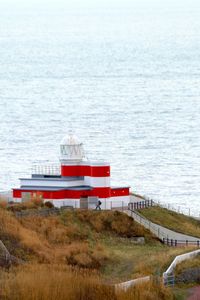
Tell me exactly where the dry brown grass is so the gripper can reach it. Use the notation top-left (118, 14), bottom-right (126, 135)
top-left (73, 210), bottom-right (150, 238)
top-left (0, 264), bottom-right (173, 300)
top-left (0, 199), bottom-right (7, 209)
top-left (0, 208), bottom-right (110, 268)
top-left (0, 207), bottom-right (192, 279)
top-left (117, 279), bottom-right (174, 300)
top-left (0, 264), bottom-right (114, 300)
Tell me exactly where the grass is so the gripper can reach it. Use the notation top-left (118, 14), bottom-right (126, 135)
top-left (0, 205), bottom-right (196, 299)
top-left (172, 286), bottom-right (189, 300)
top-left (175, 254), bottom-right (200, 276)
top-left (101, 236), bottom-right (192, 282)
top-left (138, 206), bottom-right (200, 238)
top-left (0, 264), bottom-right (175, 300)
top-left (0, 207), bottom-right (193, 282)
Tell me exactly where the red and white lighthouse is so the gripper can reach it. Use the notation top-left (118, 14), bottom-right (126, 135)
top-left (13, 134), bottom-right (130, 209)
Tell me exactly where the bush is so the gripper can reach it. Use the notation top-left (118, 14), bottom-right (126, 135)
top-left (44, 201), bottom-right (54, 208)
top-left (74, 210), bottom-right (147, 238)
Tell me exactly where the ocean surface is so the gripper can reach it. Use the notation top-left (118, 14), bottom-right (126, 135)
top-left (0, 0), bottom-right (200, 214)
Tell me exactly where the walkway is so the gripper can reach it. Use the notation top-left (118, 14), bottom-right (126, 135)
top-left (187, 286), bottom-right (200, 300)
top-left (127, 195), bottom-right (200, 243)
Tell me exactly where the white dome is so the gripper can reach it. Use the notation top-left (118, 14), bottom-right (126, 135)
top-left (60, 134), bottom-right (81, 146)
top-left (60, 133), bottom-right (85, 162)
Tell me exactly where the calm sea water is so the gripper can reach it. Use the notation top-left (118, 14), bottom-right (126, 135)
top-left (0, 0), bottom-right (200, 213)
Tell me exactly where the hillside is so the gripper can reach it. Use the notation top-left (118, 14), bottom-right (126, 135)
top-left (138, 206), bottom-right (200, 238)
top-left (0, 206), bottom-right (190, 299)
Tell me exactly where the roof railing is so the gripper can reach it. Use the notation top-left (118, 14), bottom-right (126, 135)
top-left (31, 164), bottom-right (61, 176)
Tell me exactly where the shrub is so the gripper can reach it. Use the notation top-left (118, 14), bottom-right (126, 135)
top-left (64, 242), bottom-right (108, 269)
top-left (74, 210), bottom-right (147, 238)
top-left (44, 201), bottom-right (54, 208)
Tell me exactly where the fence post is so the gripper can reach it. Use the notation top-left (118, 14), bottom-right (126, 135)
top-left (171, 239), bottom-right (173, 246)
top-left (186, 240), bottom-right (188, 246)
top-left (175, 240), bottom-right (177, 247)
top-left (198, 240), bottom-right (200, 247)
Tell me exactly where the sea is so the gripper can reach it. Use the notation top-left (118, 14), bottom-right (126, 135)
top-left (0, 0), bottom-right (200, 215)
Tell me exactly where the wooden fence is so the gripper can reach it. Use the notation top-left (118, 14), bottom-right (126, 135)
top-left (128, 200), bottom-right (154, 211)
top-left (163, 238), bottom-right (200, 247)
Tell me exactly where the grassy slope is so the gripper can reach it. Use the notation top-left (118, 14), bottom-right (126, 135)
top-left (0, 208), bottom-right (191, 282)
top-left (138, 206), bottom-right (200, 238)
top-left (0, 207), bottom-right (193, 299)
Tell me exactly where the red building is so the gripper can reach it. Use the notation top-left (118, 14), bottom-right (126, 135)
top-left (13, 134), bottom-right (130, 209)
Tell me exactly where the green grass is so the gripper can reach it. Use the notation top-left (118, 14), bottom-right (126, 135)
top-left (138, 206), bottom-right (200, 238)
top-left (172, 286), bottom-right (189, 300)
top-left (100, 235), bottom-right (193, 282)
top-left (175, 255), bottom-right (200, 276)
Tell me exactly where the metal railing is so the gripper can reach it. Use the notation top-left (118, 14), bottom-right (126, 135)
top-left (31, 164), bottom-right (61, 176)
top-left (136, 193), bottom-right (200, 218)
top-left (127, 204), bottom-right (200, 247)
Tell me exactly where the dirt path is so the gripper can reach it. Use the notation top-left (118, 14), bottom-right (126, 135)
top-left (187, 286), bottom-right (200, 300)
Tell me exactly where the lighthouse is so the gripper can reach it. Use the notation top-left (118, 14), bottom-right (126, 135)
top-left (13, 134), bottom-right (130, 209)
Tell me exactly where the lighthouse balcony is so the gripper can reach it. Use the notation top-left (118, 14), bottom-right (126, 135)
top-left (31, 164), bottom-right (61, 176)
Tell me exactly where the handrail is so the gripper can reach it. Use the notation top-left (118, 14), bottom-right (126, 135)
top-left (127, 205), bottom-right (200, 246)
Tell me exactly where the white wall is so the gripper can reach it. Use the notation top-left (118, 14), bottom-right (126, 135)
top-left (13, 198), bottom-right (21, 203)
top-left (110, 196), bottom-right (130, 208)
top-left (51, 199), bottom-right (80, 208)
top-left (13, 195), bottom-right (130, 210)
top-left (20, 178), bottom-right (84, 188)
top-left (84, 176), bottom-right (110, 187)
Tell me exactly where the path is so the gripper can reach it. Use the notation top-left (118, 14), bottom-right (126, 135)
top-left (127, 195), bottom-right (200, 243)
top-left (187, 286), bottom-right (200, 300)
